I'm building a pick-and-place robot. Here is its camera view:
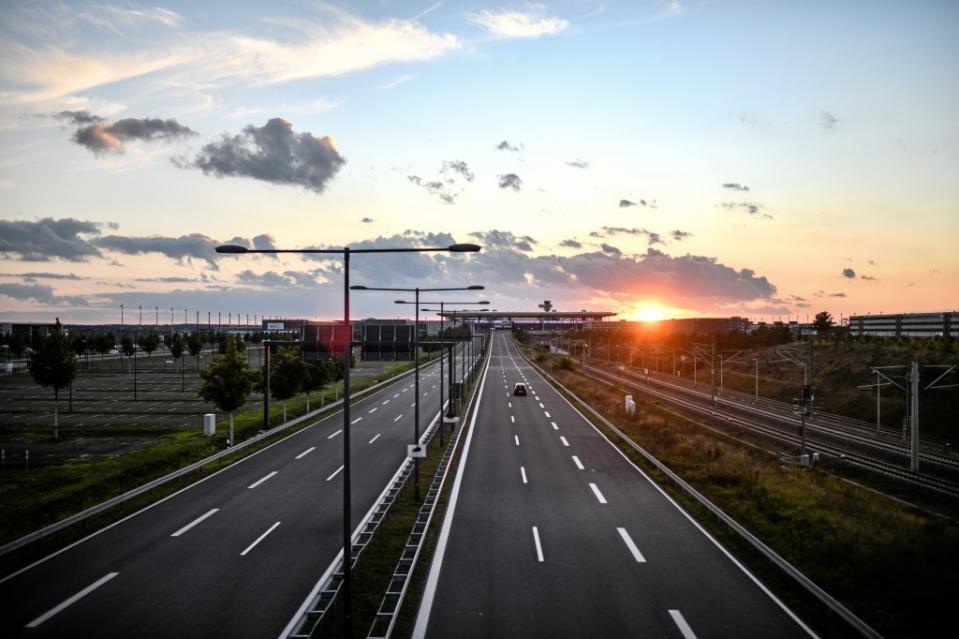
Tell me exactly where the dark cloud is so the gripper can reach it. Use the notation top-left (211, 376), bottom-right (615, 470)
top-left (442, 160), bottom-right (474, 182)
top-left (829, 292), bottom-right (847, 297)
top-left (361, 217), bottom-right (374, 223)
top-left (93, 233), bottom-right (221, 268)
top-left (19, 272), bottom-right (85, 281)
top-left (252, 234), bottom-right (278, 251)
top-left (498, 173), bottom-right (522, 191)
top-left (408, 175), bottom-right (455, 204)
top-left (559, 239), bottom-right (582, 249)
top-left (795, 302), bottom-right (811, 308)
top-left (619, 198), bottom-right (653, 208)
top-left (671, 230), bottom-right (692, 241)
top-left (593, 226), bottom-right (664, 246)
top-left (236, 270), bottom-right (322, 288)
top-left (0, 217), bottom-right (104, 261)
top-left (566, 159), bottom-right (589, 169)
top-left (722, 183), bottom-right (750, 191)
top-left (56, 111), bottom-right (196, 154)
top-left (788, 294), bottom-right (807, 302)
top-left (619, 199), bottom-right (636, 208)
top-left (820, 110), bottom-right (839, 130)
top-left (860, 275), bottom-right (877, 281)
top-left (55, 110), bottom-right (105, 125)
top-left (841, 268), bottom-right (856, 279)
top-left (469, 230), bottom-right (536, 252)
top-left (600, 243), bottom-right (621, 256)
top-left (0, 283), bottom-right (87, 306)
top-left (187, 117), bottom-right (345, 193)
top-left (496, 140), bottom-right (521, 152)
top-left (720, 201), bottom-right (772, 219)
top-left (134, 276), bottom-right (199, 283)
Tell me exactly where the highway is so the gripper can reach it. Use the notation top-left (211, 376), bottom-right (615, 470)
top-left (414, 332), bottom-right (815, 638)
top-left (1, 355), bottom-right (455, 638)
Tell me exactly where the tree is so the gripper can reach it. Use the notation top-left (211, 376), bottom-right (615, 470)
top-left (303, 360), bottom-right (329, 413)
top-left (198, 336), bottom-right (257, 446)
top-left (813, 311), bottom-right (834, 336)
top-left (167, 332), bottom-right (187, 390)
top-left (92, 333), bottom-right (113, 370)
top-left (186, 332), bottom-right (204, 370)
top-left (138, 333), bottom-right (160, 356)
top-left (28, 319), bottom-right (77, 440)
top-left (265, 347), bottom-right (306, 423)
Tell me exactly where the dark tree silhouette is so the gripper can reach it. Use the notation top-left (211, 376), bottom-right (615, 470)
top-left (198, 336), bottom-right (257, 446)
top-left (28, 319), bottom-right (78, 440)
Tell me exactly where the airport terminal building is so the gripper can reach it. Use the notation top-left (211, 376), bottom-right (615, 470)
top-left (848, 312), bottom-right (958, 338)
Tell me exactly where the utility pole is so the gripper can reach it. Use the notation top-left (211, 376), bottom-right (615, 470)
top-left (910, 361), bottom-right (919, 472)
top-left (754, 358), bottom-right (759, 400)
top-left (875, 370), bottom-right (881, 430)
top-left (710, 339), bottom-right (716, 405)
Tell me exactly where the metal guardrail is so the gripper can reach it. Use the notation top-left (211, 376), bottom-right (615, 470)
top-left (523, 352), bottom-right (883, 639)
top-left (0, 362), bottom-right (429, 558)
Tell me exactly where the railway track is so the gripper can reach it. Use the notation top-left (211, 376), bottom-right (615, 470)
top-left (584, 363), bottom-right (959, 500)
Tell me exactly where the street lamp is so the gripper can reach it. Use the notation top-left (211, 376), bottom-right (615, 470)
top-left (351, 285), bottom-right (485, 502)
top-left (412, 300), bottom-right (490, 447)
top-left (215, 241), bottom-right (480, 638)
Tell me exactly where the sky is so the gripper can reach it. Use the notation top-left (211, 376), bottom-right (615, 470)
top-left (0, 0), bottom-right (957, 325)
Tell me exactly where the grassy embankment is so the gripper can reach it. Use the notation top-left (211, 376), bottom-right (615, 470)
top-left (525, 345), bottom-right (958, 639)
top-left (0, 359), bottom-right (421, 560)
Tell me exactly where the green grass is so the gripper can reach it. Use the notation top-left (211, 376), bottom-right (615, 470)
top-left (0, 359), bottom-right (422, 554)
top-left (525, 346), bottom-right (959, 639)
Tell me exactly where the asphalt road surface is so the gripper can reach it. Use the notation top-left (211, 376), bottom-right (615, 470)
top-left (1, 355), bottom-right (459, 638)
top-left (414, 332), bottom-right (817, 639)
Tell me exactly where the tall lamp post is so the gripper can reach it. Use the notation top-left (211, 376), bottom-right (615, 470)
top-left (351, 286), bottom-right (485, 502)
top-left (215, 241), bottom-right (480, 639)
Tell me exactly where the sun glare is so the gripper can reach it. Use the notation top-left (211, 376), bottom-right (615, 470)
top-left (628, 303), bottom-right (672, 322)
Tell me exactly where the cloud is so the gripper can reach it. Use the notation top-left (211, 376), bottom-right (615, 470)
top-left (134, 276), bottom-right (200, 283)
top-left (720, 201), bottom-right (772, 219)
top-left (820, 110), bottom-right (839, 130)
top-left (841, 268), bottom-right (856, 279)
top-left (496, 140), bottom-right (522, 152)
top-left (671, 230), bottom-right (692, 241)
top-left (860, 275), bottom-right (878, 281)
top-left (361, 217), bottom-right (374, 223)
top-left (619, 199), bottom-right (636, 208)
top-left (829, 292), bottom-right (847, 297)
top-left (498, 173), bottom-right (522, 191)
top-left (619, 198), bottom-right (653, 208)
top-left (566, 159), bottom-right (589, 169)
top-left (592, 226), bottom-right (665, 246)
top-left (93, 233), bottom-right (222, 268)
top-left (0, 217), bottom-right (104, 261)
top-left (17, 271), bottom-right (85, 282)
top-left (559, 239), bottom-right (582, 249)
top-left (469, 8), bottom-right (569, 38)
top-left (722, 182), bottom-right (749, 191)
top-left (0, 283), bottom-right (87, 306)
top-left (442, 160), bottom-right (474, 182)
top-left (600, 243), bottom-right (621, 256)
top-left (469, 230), bottom-right (536, 252)
top-left (237, 269), bottom-right (323, 288)
top-left (55, 111), bottom-right (196, 154)
top-left (186, 118), bottom-right (345, 193)
top-left (408, 175), bottom-right (455, 204)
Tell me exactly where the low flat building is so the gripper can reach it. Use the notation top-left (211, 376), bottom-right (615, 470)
top-left (848, 312), bottom-right (958, 338)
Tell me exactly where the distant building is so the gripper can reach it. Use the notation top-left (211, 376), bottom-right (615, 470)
top-left (0, 322), bottom-right (56, 338)
top-left (848, 312), bottom-right (958, 338)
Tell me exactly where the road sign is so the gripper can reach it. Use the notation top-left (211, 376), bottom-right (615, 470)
top-left (408, 444), bottom-right (426, 459)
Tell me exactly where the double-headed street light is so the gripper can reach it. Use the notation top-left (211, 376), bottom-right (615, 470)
top-left (215, 241), bottom-right (480, 639)
top-left (351, 285), bottom-right (485, 502)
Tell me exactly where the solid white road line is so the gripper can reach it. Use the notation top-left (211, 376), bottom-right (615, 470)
top-left (327, 429), bottom-right (342, 439)
top-left (668, 610), bottom-right (697, 639)
top-left (617, 527), bottom-right (646, 563)
top-left (26, 572), bottom-right (119, 628)
top-left (544, 411), bottom-right (551, 418)
top-left (514, 435), bottom-right (520, 446)
top-left (240, 521), bottom-right (281, 556)
top-left (521, 466), bottom-right (528, 484)
top-left (326, 465), bottom-right (344, 481)
top-left (572, 455), bottom-right (585, 470)
top-left (351, 417), bottom-right (363, 425)
top-left (394, 414), bottom-right (403, 422)
top-left (560, 436), bottom-right (570, 447)
top-left (368, 434), bottom-right (381, 444)
top-left (510, 415), bottom-right (515, 423)
top-left (295, 446), bottom-right (316, 460)
top-left (170, 508), bottom-right (219, 537)
top-left (248, 471), bottom-right (278, 489)
top-left (532, 526), bottom-right (544, 562)
top-left (589, 482), bottom-right (608, 504)
top-left (551, 421), bottom-right (558, 430)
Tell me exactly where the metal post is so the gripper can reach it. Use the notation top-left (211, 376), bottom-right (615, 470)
top-left (413, 288), bottom-right (421, 502)
top-left (439, 302), bottom-right (445, 446)
top-left (720, 355), bottom-right (724, 390)
top-left (264, 343), bottom-right (271, 430)
top-left (876, 370), bottom-right (881, 430)
top-left (910, 361), bottom-right (919, 472)
top-left (341, 247), bottom-right (353, 639)
top-left (710, 340), bottom-right (716, 405)
top-left (754, 359), bottom-right (759, 400)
